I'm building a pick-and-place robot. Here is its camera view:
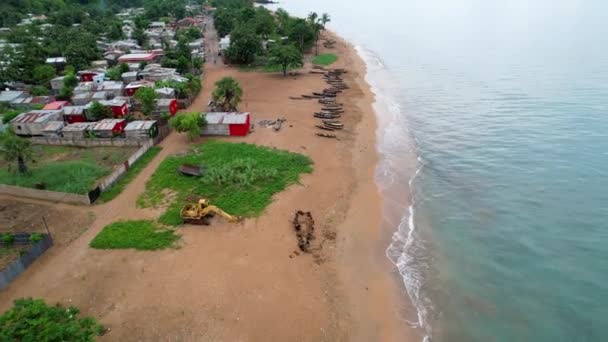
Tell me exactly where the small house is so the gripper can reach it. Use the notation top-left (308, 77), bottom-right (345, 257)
top-left (0, 91), bottom-right (27, 104)
top-left (125, 120), bottom-right (158, 139)
top-left (72, 92), bottom-right (92, 106)
top-left (45, 57), bottom-right (67, 68)
top-left (219, 35), bottom-right (230, 54)
top-left (155, 87), bottom-right (176, 99)
top-left (91, 91), bottom-right (109, 102)
top-left (118, 53), bottom-right (158, 64)
top-left (41, 121), bottom-right (65, 137)
top-left (92, 60), bottom-right (109, 68)
top-left (122, 71), bottom-right (139, 83)
top-left (61, 122), bottom-right (94, 138)
top-left (90, 119), bottom-right (127, 138)
top-left (104, 50), bottom-right (124, 65)
top-left (50, 76), bottom-right (66, 93)
top-left (124, 80), bottom-right (155, 96)
top-left (155, 98), bottom-right (178, 116)
top-left (200, 112), bottom-right (251, 137)
top-left (10, 110), bottom-right (62, 136)
top-left (62, 105), bottom-right (86, 124)
top-left (98, 99), bottom-right (129, 117)
top-left (98, 81), bottom-right (124, 98)
top-left (42, 100), bottom-right (70, 111)
top-left (149, 21), bottom-right (166, 29)
top-left (73, 82), bottom-right (93, 94)
top-left (78, 69), bottom-right (105, 82)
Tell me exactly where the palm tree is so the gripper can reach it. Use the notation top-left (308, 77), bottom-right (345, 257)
top-left (0, 130), bottom-right (33, 174)
top-left (212, 77), bottom-right (243, 112)
top-left (320, 13), bottom-right (331, 30)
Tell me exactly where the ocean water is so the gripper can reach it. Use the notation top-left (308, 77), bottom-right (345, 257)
top-left (267, 1), bottom-right (608, 341)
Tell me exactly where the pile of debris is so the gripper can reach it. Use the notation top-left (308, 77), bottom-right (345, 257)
top-left (323, 39), bottom-right (337, 49)
top-left (258, 118), bottom-right (287, 131)
top-left (292, 210), bottom-right (315, 253)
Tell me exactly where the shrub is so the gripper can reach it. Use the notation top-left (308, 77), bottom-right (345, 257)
top-left (0, 298), bottom-right (104, 341)
top-left (1, 233), bottom-right (14, 246)
top-left (29, 233), bottom-right (43, 243)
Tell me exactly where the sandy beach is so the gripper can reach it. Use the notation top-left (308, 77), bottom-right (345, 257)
top-left (0, 28), bottom-right (419, 341)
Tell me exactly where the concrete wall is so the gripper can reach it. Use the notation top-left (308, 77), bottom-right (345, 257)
top-left (0, 234), bottom-right (53, 290)
top-left (0, 184), bottom-right (91, 205)
top-left (98, 140), bottom-right (154, 191)
top-left (31, 136), bottom-right (151, 147)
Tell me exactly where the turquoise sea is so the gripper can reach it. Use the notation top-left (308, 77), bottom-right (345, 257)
top-left (268, 1), bottom-right (608, 341)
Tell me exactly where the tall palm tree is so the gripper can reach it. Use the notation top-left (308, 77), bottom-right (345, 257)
top-left (320, 13), bottom-right (331, 30)
top-left (308, 12), bottom-right (323, 55)
top-left (212, 77), bottom-right (243, 112)
top-left (0, 130), bottom-right (33, 174)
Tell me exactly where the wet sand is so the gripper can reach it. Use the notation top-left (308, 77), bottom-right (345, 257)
top-left (0, 30), bottom-right (419, 341)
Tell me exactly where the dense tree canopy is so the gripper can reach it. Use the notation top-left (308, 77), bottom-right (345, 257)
top-left (268, 44), bottom-right (303, 77)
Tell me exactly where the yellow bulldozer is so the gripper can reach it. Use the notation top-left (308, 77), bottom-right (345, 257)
top-left (180, 198), bottom-right (240, 225)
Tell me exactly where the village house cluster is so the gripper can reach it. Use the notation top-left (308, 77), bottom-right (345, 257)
top-left (0, 8), bottom-right (206, 142)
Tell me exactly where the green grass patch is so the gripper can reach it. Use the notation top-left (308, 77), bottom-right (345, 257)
top-left (0, 161), bottom-right (110, 194)
top-left (138, 141), bottom-right (313, 226)
top-left (0, 145), bottom-right (138, 194)
top-left (89, 220), bottom-right (179, 250)
top-left (97, 147), bottom-right (162, 203)
top-left (312, 53), bottom-right (338, 66)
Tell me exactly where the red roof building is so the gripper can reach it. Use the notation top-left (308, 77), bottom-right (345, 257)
top-left (43, 100), bottom-right (70, 111)
top-left (118, 53), bottom-right (158, 63)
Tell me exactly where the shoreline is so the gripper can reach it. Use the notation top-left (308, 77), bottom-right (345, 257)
top-left (327, 32), bottom-right (423, 341)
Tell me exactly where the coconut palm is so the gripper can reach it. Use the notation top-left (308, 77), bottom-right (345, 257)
top-left (320, 13), bottom-right (331, 30)
top-left (0, 130), bottom-right (33, 174)
top-left (212, 77), bottom-right (243, 112)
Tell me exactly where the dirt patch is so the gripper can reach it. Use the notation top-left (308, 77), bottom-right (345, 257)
top-left (0, 197), bottom-right (95, 246)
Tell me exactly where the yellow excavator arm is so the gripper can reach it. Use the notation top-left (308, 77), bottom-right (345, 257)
top-left (201, 205), bottom-right (240, 223)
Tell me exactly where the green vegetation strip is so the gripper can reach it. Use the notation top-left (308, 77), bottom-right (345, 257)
top-left (90, 220), bottom-right (179, 251)
top-left (312, 53), bottom-right (338, 66)
top-left (0, 298), bottom-right (104, 341)
top-left (138, 141), bottom-right (313, 226)
top-left (98, 147), bottom-right (162, 203)
top-left (0, 161), bottom-right (109, 194)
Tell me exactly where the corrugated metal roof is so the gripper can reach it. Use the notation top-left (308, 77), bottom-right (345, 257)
top-left (0, 91), bottom-right (26, 102)
top-left (11, 110), bottom-right (60, 124)
top-left (91, 119), bottom-right (125, 131)
top-left (99, 99), bottom-right (126, 107)
top-left (62, 122), bottom-right (94, 131)
top-left (43, 101), bottom-right (69, 110)
top-left (42, 121), bottom-right (65, 131)
top-left (63, 105), bottom-right (86, 115)
top-left (223, 113), bottom-right (249, 124)
top-left (125, 120), bottom-right (156, 131)
top-left (125, 80), bottom-right (154, 89)
top-left (156, 98), bottom-right (175, 106)
top-left (204, 113), bottom-right (225, 124)
top-left (204, 112), bottom-right (250, 125)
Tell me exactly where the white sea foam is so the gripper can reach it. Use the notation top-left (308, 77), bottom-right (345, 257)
top-left (355, 45), bottom-right (433, 341)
